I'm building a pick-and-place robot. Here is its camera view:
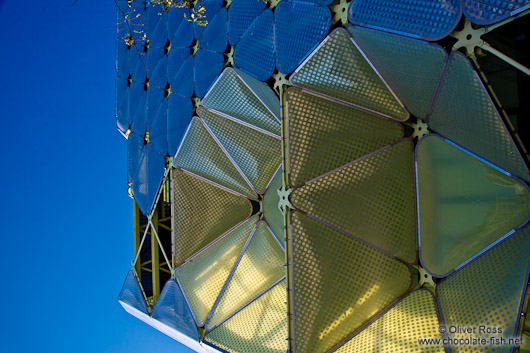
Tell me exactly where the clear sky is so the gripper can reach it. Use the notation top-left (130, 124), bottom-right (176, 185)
top-left (0, 1), bottom-right (192, 352)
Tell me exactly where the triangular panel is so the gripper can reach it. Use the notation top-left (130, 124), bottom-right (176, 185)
top-left (198, 106), bottom-right (281, 194)
top-left (206, 222), bottom-right (285, 330)
top-left (201, 68), bottom-right (281, 136)
top-left (347, 25), bottom-right (447, 119)
top-left (173, 117), bottom-right (257, 199)
top-left (151, 280), bottom-right (200, 344)
top-left (417, 135), bottom-right (530, 277)
top-left (429, 52), bottom-right (530, 182)
top-left (291, 212), bottom-right (412, 353)
top-left (437, 225), bottom-right (530, 352)
top-left (204, 281), bottom-right (288, 353)
top-left (286, 88), bottom-right (403, 187)
top-left (290, 29), bottom-right (409, 121)
top-left (118, 270), bottom-right (151, 325)
top-left (335, 290), bottom-right (444, 353)
top-left (171, 168), bottom-right (252, 266)
top-left (291, 139), bottom-right (417, 263)
top-left (175, 217), bottom-right (257, 326)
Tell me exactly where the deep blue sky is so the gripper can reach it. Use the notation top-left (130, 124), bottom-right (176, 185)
top-left (0, 1), bottom-right (191, 352)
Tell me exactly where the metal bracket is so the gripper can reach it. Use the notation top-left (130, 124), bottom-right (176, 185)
top-left (278, 185), bottom-right (292, 214)
top-left (272, 71), bottom-right (289, 97)
top-left (411, 119), bottom-right (429, 140)
top-left (331, 0), bottom-right (350, 26)
top-left (224, 46), bottom-right (234, 68)
top-left (418, 266), bottom-right (436, 290)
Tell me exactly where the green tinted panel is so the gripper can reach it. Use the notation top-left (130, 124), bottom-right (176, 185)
top-left (291, 212), bottom-right (412, 353)
top-left (198, 106), bottom-right (282, 194)
top-left (290, 29), bottom-right (408, 121)
top-left (172, 169), bottom-right (252, 266)
top-left (262, 169), bottom-right (284, 246)
top-left (201, 68), bottom-right (281, 136)
top-left (207, 222), bottom-right (285, 330)
top-left (205, 281), bottom-right (287, 353)
top-left (286, 88), bottom-right (403, 187)
top-left (173, 118), bottom-right (257, 199)
top-left (417, 135), bottom-right (530, 276)
top-left (336, 290), bottom-right (443, 353)
top-left (291, 140), bottom-right (417, 263)
top-left (437, 225), bottom-right (530, 353)
top-left (429, 52), bottom-right (530, 181)
top-left (347, 25), bottom-right (446, 119)
top-left (175, 217), bottom-right (257, 326)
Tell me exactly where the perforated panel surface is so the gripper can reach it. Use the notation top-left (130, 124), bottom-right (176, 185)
top-left (176, 217), bottom-right (256, 326)
top-left (347, 25), bottom-right (447, 119)
top-left (336, 290), bottom-right (444, 353)
top-left (205, 281), bottom-right (288, 353)
top-left (429, 52), bottom-right (530, 182)
top-left (291, 212), bottom-right (412, 353)
top-left (347, 0), bottom-right (461, 40)
top-left (464, 0), bottom-right (530, 25)
top-left (290, 29), bottom-right (409, 121)
top-left (171, 169), bottom-right (252, 266)
top-left (437, 225), bottom-right (530, 353)
top-left (286, 88), bottom-right (403, 187)
top-left (291, 140), bottom-right (417, 263)
top-left (199, 107), bottom-right (281, 194)
top-left (207, 222), bottom-right (285, 330)
top-left (202, 68), bottom-right (281, 136)
top-left (274, 1), bottom-right (331, 74)
top-left (173, 118), bottom-right (257, 199)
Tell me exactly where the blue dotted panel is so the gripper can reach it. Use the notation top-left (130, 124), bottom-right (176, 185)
top-left (199, 8), bottom-right (228, 53)
top-left (116, 39), bottom-right (130, 79)
top-left (437, 225), bottom-right (530, 353)
top-left (168, 6), bottom-right (194, 47)
top-left (275, 1), bottom-right (331, 74)
top-left (116, 0), bottom-right (130, 39)
top-left (228, 0), bottom-right (266, 46)
top-left (127, 132), bottom-right (145, 185)
top-left (169, 54), bottom-right (195, 98)
top-left (465, 0), bottom-right (530, 25)
top-left (297, 0), bottom-right (333, 5)
top-left (168, 93), bottom-right (192, 156)
top-left (348, 0), bottom-right (462, 41)
top-left (130, 82), bottom-right (147, 135)
top-left (130, 50), bottom-right (147, 83)
top-left (234, 9), bottom-right (275, 81)
top-left (116, 78), bottom-right (129, 133)
top-left (146, 88), bottom-right (167, 155)
top-left (194, 49), bottom-right (224, 98)
top-left (194, 0), bottom-right (223, 40)
top-left (118, 270), bottom-right (149, 315)
top-left (146, 47), bottom-right (167, 89)
top-left (147, 2), bottom-right (168, 48)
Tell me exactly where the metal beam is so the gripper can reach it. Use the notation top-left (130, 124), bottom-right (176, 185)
top-left (133, 201), bottom-right (142, 277)
top-left (151, 210), bottom-right (160, 304)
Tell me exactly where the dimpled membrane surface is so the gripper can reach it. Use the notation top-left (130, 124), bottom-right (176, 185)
top-left (234, 9), bottom-right (275, 82)
top-left (228, 0), bottom-right (266, 46)
top-left (206, 222), bottom-right (285, 330)
top-left (291, 212), bottom-right (412, 353)
top-left (437, 225), bottom-right (530, 353)
top-left (175, 217), bottom-right (256, 326)
top-left (286, 88), bottom-right (403, 187)
top-left (290, 29), bottom-right (409, 121)
top-left (429, 52), bottom-right (530, 182)
top-left (274, 1), bottom-right (331, 74)
top-left (202, 68), bottom-right (281, 136)
top-left (204, 281), bottom-right (288, 353)
top-left (198, 106), bottom-right (281, 194)
top-left (336, 290), bottom-right (444, 353)
top-left (347, 25), bottom-right (447, 119)
top-left (348, 0), bottom-right (462, 40)
top-left (173, 118), bottom-right (257, 199)
top-left (291, 140), bottom-right (417, 263)
top-left (464, 0), bottom-right (530, 25)
top-left (171, 169), bottom-right (252, 266)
